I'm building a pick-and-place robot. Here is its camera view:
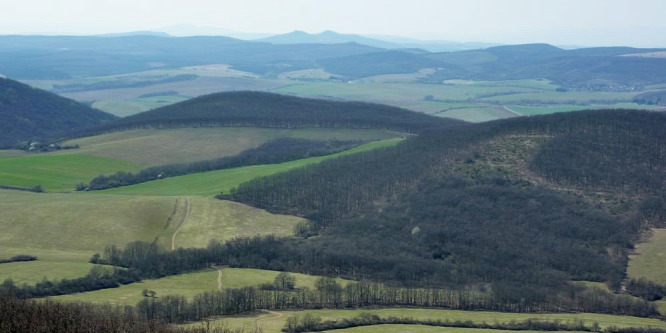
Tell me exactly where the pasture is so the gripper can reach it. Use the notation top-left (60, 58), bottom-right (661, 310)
top-left (96, 138), bottom-right (403, 196)
top-left (627, 228), bottom-right (666, 284)
top-left (64, 127), bottom-right (401, 166)
top-left (0, 190), bottom-right (304, 284)
top-left (51, 268), bottom-right (350, 306)
top-left (181, 307), bottom-right (666, 333)
top-left (0, 153), bottom-right (141, 191)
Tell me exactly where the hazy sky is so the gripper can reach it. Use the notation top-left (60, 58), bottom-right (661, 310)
top-left (1, 0), bottom-right (665, 47)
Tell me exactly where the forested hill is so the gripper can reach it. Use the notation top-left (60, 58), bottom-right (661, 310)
top-left (223, 109), bottom-right (666, 303)
top-left (0, 78), bottom-right (117, 148)
top-left (90, 91), bottom-right (463, 134)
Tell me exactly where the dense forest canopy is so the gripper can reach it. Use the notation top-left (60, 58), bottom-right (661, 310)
top-left (223, 109), bottom-right (666, 296)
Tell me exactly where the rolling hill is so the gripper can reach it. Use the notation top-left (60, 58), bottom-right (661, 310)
top-left (221, 109), bottom-right (666, 307)
top-left (0, 77), bottom-right (117, 148)
top-left (88, 91), bottom-right (464, 134)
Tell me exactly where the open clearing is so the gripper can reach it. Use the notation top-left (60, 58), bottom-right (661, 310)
top-left (51, 268), bottom-right (350, 306)
top-left (0, 153), bottom-right (141, 191)
top-left (180, 308), bottom-right (666, 333)
top-left (96, 138), bottom-right (403, 196)
top-left (64, 127), bottom-right (401, 166)
top-left (627, 228), bottom-right (666, 284)
top-left (0, 190), bottom-right (304, 284)
top-left (174, 198), bottom-right (304, 248)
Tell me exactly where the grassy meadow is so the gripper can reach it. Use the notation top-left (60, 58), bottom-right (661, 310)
top-left (180, 308), bottom-right (666, 333)
top-left (0, 190), bottom-right (305, 284)
top-left (0, 128), bottom-right (400, 192)
top-left (0, 153), bottom-right (141, 191)
top-left (51, 267), bottom-right (350, 306)
top-left (63, 127), bottom-right (401, 166)
top-left (174, 198), bottom-right (304, 248)
top-left (627, 229), bottom-right (666, 284)
top-left (96, 138), bottom-right (403, 196)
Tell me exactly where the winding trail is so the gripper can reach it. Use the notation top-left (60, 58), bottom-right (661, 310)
top-left (171, 197), bottom-right (191, 250)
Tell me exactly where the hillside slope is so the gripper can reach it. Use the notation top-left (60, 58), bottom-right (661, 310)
top-left (0, 78), bottom-right (117, 148)
top-left (223, 109), bottom-right (666, 306)
top-left (90, 91), bottom-right (464, 134)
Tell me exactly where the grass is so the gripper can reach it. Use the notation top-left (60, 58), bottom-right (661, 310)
top-left (627, 228), bottom-right (666, 284)
top-left (181, 308), bottom-right (666, 333)
top-left (95, 138), bottom-right (403, 196)
top-left (0, 190), bottom-right (304, 284)
top-left (0, 153), bottom-right (141, 191)
top-left (0, 261), bottom-right (101, 285)
top-left (326, 326), bottom-right (564, 333)
top-left (64, 128), bottom-right (401, 166)
top-left (174, 198), bottom-right (304, 249)
top-left (509, 103), bottom-right (661, 116)
top-left (0, 190), bottom-right (174, 256)
top-left (51, 267), bottom-right (350, 306)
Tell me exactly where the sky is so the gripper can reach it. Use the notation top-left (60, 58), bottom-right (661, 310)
top-left (1, 0), bottom-right (665, 47)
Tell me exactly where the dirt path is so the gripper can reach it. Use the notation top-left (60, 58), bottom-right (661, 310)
top-left (255, 310), bottom-right (283, 329)
top-left (171, 197), bottom-right (191, 250)
top-left (216, 266), bottom-right (223, 291)
top-left (503, 106), bottom-right (525, 117)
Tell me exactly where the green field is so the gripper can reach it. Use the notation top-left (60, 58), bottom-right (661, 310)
top-left (0, 190), bottom-right (304, 284)
top-left (508, 103), bottom-right (660, 116)
top-left (64, 128), bottom-right (401, 166)
top-left (96, 138), bottom-right (403, 196)
top-left (0, 128), bottom-right (400, 192)
top-left (627, 228), bottom-right (666, 284)
top-left (0, 153), bottom-right (141, 191)
top-left (51, 267), bottom-right (350, 306)
top-left (327, 326), bottom-right (572, 333)
top-left (181, 307), bottom-right (666, 333)
top-left (174, 198), bottom-right (304, 249)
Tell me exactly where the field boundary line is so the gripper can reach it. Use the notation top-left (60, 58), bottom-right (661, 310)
top-left (171, 196), bottom-right (191, 250)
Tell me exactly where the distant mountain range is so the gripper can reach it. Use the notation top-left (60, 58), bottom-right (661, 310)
top-left (255, 30), bottom-right (497, 52)
top-left (1, 33), bottom-right (666, 90)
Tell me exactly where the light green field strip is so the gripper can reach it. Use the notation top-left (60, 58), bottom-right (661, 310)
top-left (0, 153), bottom-right (142, 191)
top-left (64, 128), bottom-right (401, 166)
top-left (439, 107), bottom-right (518, 123)
top-left (95, 138), bottom-right (403, 196)
top-left (51, 268), bottom-right (350, 306)
top-left (509, 103), bottom-right (661, 116)
top-left (627, 229), bottom-right (666, 284)
top-left (181, 308), bottom-right (666, 333)
top-left (479, 91), bottom-right (638, 104)
top-left (327, 326), bottom-right (574, 333)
